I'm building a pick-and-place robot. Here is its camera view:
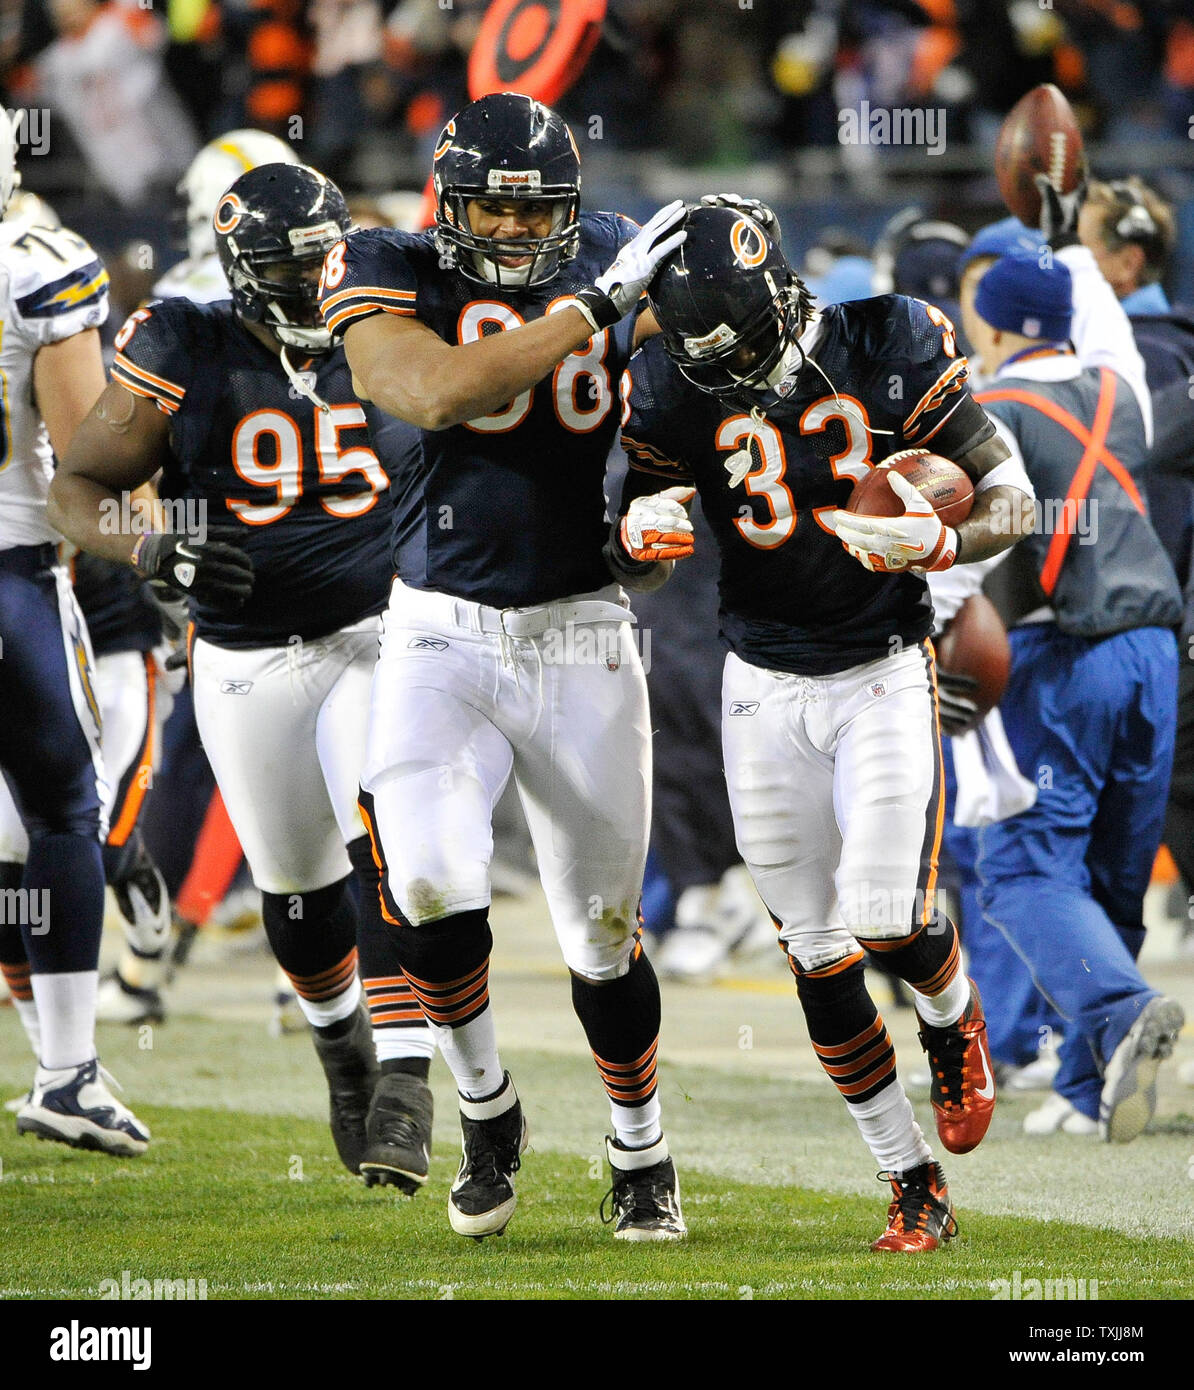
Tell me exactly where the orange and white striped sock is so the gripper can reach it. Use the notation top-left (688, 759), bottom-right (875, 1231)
top-left (859, 917), bottom-right (969, 1027)
top-left (572, 945), bottom-right (662, 1150)
top-left (794, 953), bottom-right (930, 1172)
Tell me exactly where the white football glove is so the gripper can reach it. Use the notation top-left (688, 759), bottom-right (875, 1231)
top-left (825, 469), bottom-right (958, 574)
top-left (574, 201), bottom-right (688, 331)
top-left (619, 486), bottom-right (697, 562)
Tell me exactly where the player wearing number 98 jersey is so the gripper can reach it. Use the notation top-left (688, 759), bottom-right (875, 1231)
top-left (620, 205), bottom-right (1036, 1251)
top-left (48, 164), bottom-right (440, 1190)
top-left (319, 92), bottom-right (689, 1242)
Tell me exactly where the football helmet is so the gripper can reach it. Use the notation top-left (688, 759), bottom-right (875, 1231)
top-left (431, 91), bottom-right (581, 290)
top-left (215, 163), bottom-right (351, 354)
top-left (179, 129), bottom-right (302, 261)
top-left (0, 108), bottom-right (19, 218)
top-left (648, 204), bottom-right (815, 403)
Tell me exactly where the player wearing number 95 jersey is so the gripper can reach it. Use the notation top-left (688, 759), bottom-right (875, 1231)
top-left (620, 205), bottom-right (1037, 1251)
top-left (318, 91), bottom-right (689, 1242)
top-left (47, 164), bottom-right (440, 1190)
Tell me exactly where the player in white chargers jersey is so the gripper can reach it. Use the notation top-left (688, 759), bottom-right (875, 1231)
top-left (0, 109), bottom-right (151, 1155)
top-left (48, 164), bottom-right (440, 1189)
top-left (152, 129), bottom-right (303, 305)
top-left (0, 183), bottom-right (179, 1034)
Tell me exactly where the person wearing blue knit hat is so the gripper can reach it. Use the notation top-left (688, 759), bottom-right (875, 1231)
top-left (973, 248), bottom-right (1073, 343)
top-left (962, 195), bottom-right (1186, 1142)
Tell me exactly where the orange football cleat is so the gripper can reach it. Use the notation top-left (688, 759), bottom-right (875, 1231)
top-left (917, 979), bottom-right (997, 1155)
top-left (870, 1161), bottom-right (957, 1253)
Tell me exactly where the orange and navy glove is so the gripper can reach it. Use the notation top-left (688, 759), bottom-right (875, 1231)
top-left (618, 486), bottom-right (697, 563)
top-left (826, 470), bottom-right (958, 574)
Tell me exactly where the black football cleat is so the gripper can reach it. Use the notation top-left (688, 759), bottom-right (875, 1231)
top-left (311, 1001), bottom-right (379, 1175)
top-left (360, 1071), bottom-right (434, 1194)
top-left (448, 1074), bottom-right (528, 1239)
top-left (601, 1135), bottom-right (687, 1241)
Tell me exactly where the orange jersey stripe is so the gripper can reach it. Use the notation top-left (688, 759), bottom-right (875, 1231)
top-left (113, 353), bottom-right (186, 401)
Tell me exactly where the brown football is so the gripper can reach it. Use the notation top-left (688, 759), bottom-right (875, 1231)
top-left (935, 593), bottom-right (1011, 720)
top-left (994, 83), bottom-right (1085, 227)
top-left (845, 452), bottom-right (974, 529)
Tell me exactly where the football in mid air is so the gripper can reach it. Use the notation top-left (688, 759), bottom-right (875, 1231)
top-left (845, 451), bottom-right (974, 528)
top-left (994, 83), bottom-right (1085, 226)
top-left (935, 593), bottom-right (1011, 720)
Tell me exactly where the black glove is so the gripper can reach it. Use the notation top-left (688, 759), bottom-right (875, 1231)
top-left (132, 529), bottom-right (254, 607)
top-left (936, 668), bottom-right (981, 738)
top-left (699, 193), bottom-right (783, 245)
top-left (1035, 170), bottom-right (1087, 250)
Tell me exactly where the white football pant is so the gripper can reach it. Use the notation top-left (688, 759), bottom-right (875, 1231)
top-left (190, 618), bottom-right (380, 894)
top-left (721, 642), bottom-right (944, 972)
top-left (362, 579), bottom-right (651, 981)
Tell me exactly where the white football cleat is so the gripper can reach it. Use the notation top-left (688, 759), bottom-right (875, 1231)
top-left (95, 971), bottom-right (166, 1026)
top-left (1023, 1090), bottom-right (1098, 1137)
top-left (17, 1058), bottom-right (150, 1155)
top-left (1099, 996), bottom-right (1185, 1143)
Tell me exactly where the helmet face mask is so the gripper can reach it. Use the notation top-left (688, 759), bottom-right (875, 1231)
top-left (431, 93), bottom-right (582, 290)
top-left (649, 205), bottom-right (814, 408)
top-left (439, 190), bottom-right (580, 289)
top-left (664, 284), bottom-right (805, 400)
top-left (215, 164), bottom-right (352, 354)
top-left (228, 254), bottom-right (329, 350)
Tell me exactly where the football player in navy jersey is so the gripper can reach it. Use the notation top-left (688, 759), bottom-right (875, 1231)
top-left (317, 91), bottom-right (689, 1241)
top-left (47, 164), bottom-right (438, 1190)
top-left (618, 205), bottom-right (1037, 1251)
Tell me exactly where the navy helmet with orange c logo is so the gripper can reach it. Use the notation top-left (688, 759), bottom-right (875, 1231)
top-left (431, 91), bottom-right (582, 290)
top-left (648, 204), bottom-right (815, 403)
top-left (214, 163), bottom-right (351, 354)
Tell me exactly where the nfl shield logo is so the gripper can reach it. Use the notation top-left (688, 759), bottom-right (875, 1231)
top-left (605, 653), bottom-right (621, 671)
top-left (869, 681), bottom-right (887, 699)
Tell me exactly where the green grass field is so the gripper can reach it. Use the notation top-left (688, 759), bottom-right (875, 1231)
top-left (2, 905), bottom-right (1193, 1304)
top-left (2, 1101), bottom-right (1191, 1301)
top-left (1, 1024), bottom-right (1191, 1302)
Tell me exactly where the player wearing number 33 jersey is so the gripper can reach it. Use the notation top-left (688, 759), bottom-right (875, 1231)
top-left (320, 92), bottom-right (688, 1242)
top-left (620, 205), bottom-right (1036, 1251)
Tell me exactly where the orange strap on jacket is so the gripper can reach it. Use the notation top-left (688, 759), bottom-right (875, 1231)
top-left (976, 368), bottom-right (1145, 596)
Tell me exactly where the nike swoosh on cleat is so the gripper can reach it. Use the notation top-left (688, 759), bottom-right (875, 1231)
top-left (975, 1046), bottom-right (995, 1101)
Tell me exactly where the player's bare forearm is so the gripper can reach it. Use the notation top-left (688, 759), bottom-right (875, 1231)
top-left (346, 308), bottom-right (597, 430)
top-left (48, 384), bottom-right (171, 565)
top-left (954, 484), bottom-right (1035, 564)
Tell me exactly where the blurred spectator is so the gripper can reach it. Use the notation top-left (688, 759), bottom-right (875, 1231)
top-left (14, 0), bottom-right (198, 206)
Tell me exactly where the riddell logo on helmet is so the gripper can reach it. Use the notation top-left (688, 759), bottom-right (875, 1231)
top-left (289, 222), bottom-right (341, 250)
top-left (684, 323), bottom-right (736, 358)
top-left (487, 169), bottom-right (542, 191)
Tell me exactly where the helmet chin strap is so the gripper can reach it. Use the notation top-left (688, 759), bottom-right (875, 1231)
top-left (278, 344), bottom-right (332, 415)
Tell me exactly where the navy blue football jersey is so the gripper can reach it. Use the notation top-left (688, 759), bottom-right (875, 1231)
top-left (621, 296), bottom-right (998, 675)
top-left (319, 213), bottom-right (640, 608)
top-left (111, 299), bottom-right (410, 648)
